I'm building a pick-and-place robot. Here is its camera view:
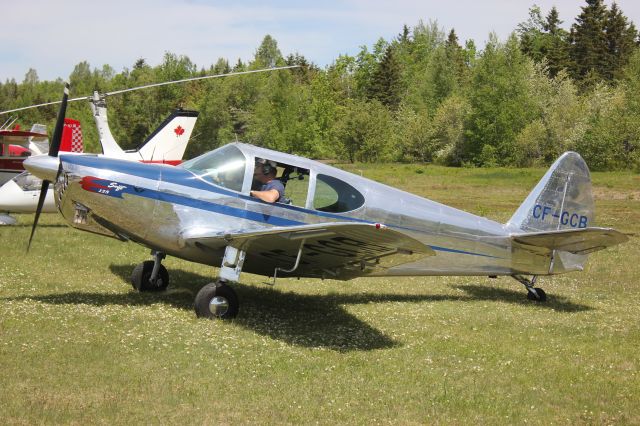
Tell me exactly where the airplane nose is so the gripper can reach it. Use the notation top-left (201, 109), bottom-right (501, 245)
top-left (23, 155), bottom-right (60, 182)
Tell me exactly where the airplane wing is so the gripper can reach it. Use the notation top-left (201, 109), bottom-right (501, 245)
top-left (181, 222), bottom-right (435, 279)
top-left (0, 130), bottom-right (48, 145)
top-left (511, 227), bottom-right (629, 255)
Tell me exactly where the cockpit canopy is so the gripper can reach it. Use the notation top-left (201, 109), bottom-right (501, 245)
top-left (181, 143), bottom-right (365, 213)
top-left (181, 145), bottom-right (246, 192)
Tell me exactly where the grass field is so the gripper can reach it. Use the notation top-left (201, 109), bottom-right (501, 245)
top-left (1, 164), bottom-right (638, 424)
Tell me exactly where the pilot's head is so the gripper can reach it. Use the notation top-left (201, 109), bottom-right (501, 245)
top-left (254, 159), bottom-right (277, 179)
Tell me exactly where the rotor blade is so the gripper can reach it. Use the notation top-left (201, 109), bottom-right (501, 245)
top-left (27, 179), bottom-right (50, 252)
top-left (0, 95), bottom-right (88, 116)
top-left (104, 65), bottom-right (299, 96)
top-left (48, 83), bottom-right (70, 158)
top-left (1, 66), bottom-right (299, 116)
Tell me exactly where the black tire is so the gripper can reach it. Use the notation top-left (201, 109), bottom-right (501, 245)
top-left (131, 261), bottom-right (169, 292)
top-left (527, 287), bottom-right (547, 302)
top-left (194, 282), bottom-right (239, 319)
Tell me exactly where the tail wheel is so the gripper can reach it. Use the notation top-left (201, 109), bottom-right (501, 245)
top-left (131, 260), bottom-right (169, 292)
top-left (526, 288), bottom-right (547, 302)
top-left (194, 282), bottom-right (239, 319)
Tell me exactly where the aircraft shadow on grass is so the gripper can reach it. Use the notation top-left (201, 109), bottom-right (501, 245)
top-left (2, 264), bottom-right (592, 352)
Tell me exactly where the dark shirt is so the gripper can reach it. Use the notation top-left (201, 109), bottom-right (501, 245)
top-left (261, 179), bottom-right (285, 203)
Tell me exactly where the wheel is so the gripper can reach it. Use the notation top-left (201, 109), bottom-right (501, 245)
top-left (527, 287), bottom-right (547, 302)
top-left (194, 282), bottom-right (239, 319)
top-left (131, 261), bottom-right (169, 292)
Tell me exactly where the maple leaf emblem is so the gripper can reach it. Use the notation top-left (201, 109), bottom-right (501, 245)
top-left (174, 125), bottom-right (185, 136)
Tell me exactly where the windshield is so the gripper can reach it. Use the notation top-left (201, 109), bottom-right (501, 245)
top-left (13, 171), bottom-right (42, 191)
top-left (181, 145), bottom-right (246, 192)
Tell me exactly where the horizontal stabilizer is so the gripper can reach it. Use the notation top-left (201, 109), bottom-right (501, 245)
top-left (511, 227), bottom-right (628, 255)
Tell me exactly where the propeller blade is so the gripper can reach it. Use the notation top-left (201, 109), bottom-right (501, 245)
top-left (48, 83), bottom-right (70, 158)
top-left (27, 180), bottom-right (50, 252)
top-left (27, 83), bottom-right (69, 252)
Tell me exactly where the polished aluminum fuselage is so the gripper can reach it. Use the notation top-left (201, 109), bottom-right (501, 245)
top-left (52, 143), bottom-right (572, 279)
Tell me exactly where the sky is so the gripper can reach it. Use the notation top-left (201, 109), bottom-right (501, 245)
top-left (1, 0), bottom-right (639, 83)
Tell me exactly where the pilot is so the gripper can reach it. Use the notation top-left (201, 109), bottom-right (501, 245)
top-left (250, 159), bottom-right (285, 203)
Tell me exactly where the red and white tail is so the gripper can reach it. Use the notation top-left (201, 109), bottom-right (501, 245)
top-left (59, 118), bottom-right (83, 153)
top-left (135, 110), bottom-right (198, 165)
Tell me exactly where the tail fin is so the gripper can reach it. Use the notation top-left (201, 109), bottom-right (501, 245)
top-left (134, 110), bottom-right (198, 165)
top-left (505, 152), bottom-right (630, 274)
top-left (24, 124), bottom-right (48, 155)
top-left (506, 152), bottom-right (593, 233)
top-left (59, 118), bottom-right (84, 153)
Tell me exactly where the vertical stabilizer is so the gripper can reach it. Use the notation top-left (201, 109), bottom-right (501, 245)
top-left (506, 152), bottom-right (594, 233)
top-left (59, 118), bottom-right (84, 153)
top-left (27, 124), bottom-right (49, 155)
top-left (135, 110), bottom-right (198, 164)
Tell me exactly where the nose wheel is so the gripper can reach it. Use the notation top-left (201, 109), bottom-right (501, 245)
top-left (194, 281), bottom-right (239, 319)
top-left (526, 287), bottom-right (547, 302)
top-left (131, 252), bottom-right (169, 292)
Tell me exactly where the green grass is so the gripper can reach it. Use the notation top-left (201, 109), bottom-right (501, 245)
top-left (1, 164), bottom-right (638, 424)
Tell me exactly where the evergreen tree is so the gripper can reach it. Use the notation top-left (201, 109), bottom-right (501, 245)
top-left (353, 38), bottom-right (388, 99)
top-left (133, 58), bottom-right (147, 70)
top-left (518, 6), bottom-right (569, 78)
top-left (232, 58), bottom-right (245, 72)
top-left (569, 0), bottom-right (609, 83)
top-left (212, 58), bottom-right (231, 74)
top-left (544, 7), bottom-right (570, 77)
top-left (445, 29), bottom-right (467, 85)
top-left (285, 53), bottom-right (318, 84)
top-left (368, 45), bottom-right (402, 109)
top-left (604, 2), bottom-right (639, 80)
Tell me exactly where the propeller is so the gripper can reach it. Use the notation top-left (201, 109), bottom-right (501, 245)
top-left (27, 82), bottom-right (69, 251)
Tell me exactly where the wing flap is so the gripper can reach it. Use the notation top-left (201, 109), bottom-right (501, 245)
top-left (181, 222), bottom-right (434, 278)
top-left (512, 227), bottom-right (628, 255)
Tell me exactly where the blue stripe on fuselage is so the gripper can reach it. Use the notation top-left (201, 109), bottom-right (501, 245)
top-left (61, 155), bottom-right (501, 258)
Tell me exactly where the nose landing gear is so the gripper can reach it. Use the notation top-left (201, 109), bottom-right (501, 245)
top-left (131, 251), bottom-right (169, 292)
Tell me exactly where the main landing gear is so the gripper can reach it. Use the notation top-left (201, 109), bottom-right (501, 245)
top-left (131, 246), bottom-right (245, 319)
top-left (194, 280), bottom-right (239, 319)
top-left (194, 246), bottom-right (244, 319)
top-left (511, 274), bottom-right (547, 302)
top-left (131, 247), bottom-right (243, 319)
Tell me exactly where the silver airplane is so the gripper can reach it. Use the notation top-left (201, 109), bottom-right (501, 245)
top-left (24, 83), bottom-right (628, 320)
top-left (25, 110), bottom-right (627, 318)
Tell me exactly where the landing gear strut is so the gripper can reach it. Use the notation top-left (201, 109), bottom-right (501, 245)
top-left (131, 251), bottom-right (169, 292)
top-left (512, 274), bottom-right (547, 302)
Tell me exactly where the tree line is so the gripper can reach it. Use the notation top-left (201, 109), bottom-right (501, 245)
top-left (1, 0), bottom-right (639, 171)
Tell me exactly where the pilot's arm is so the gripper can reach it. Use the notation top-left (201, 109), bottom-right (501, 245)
top-left (250, 188), bottom-right (280, 203)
